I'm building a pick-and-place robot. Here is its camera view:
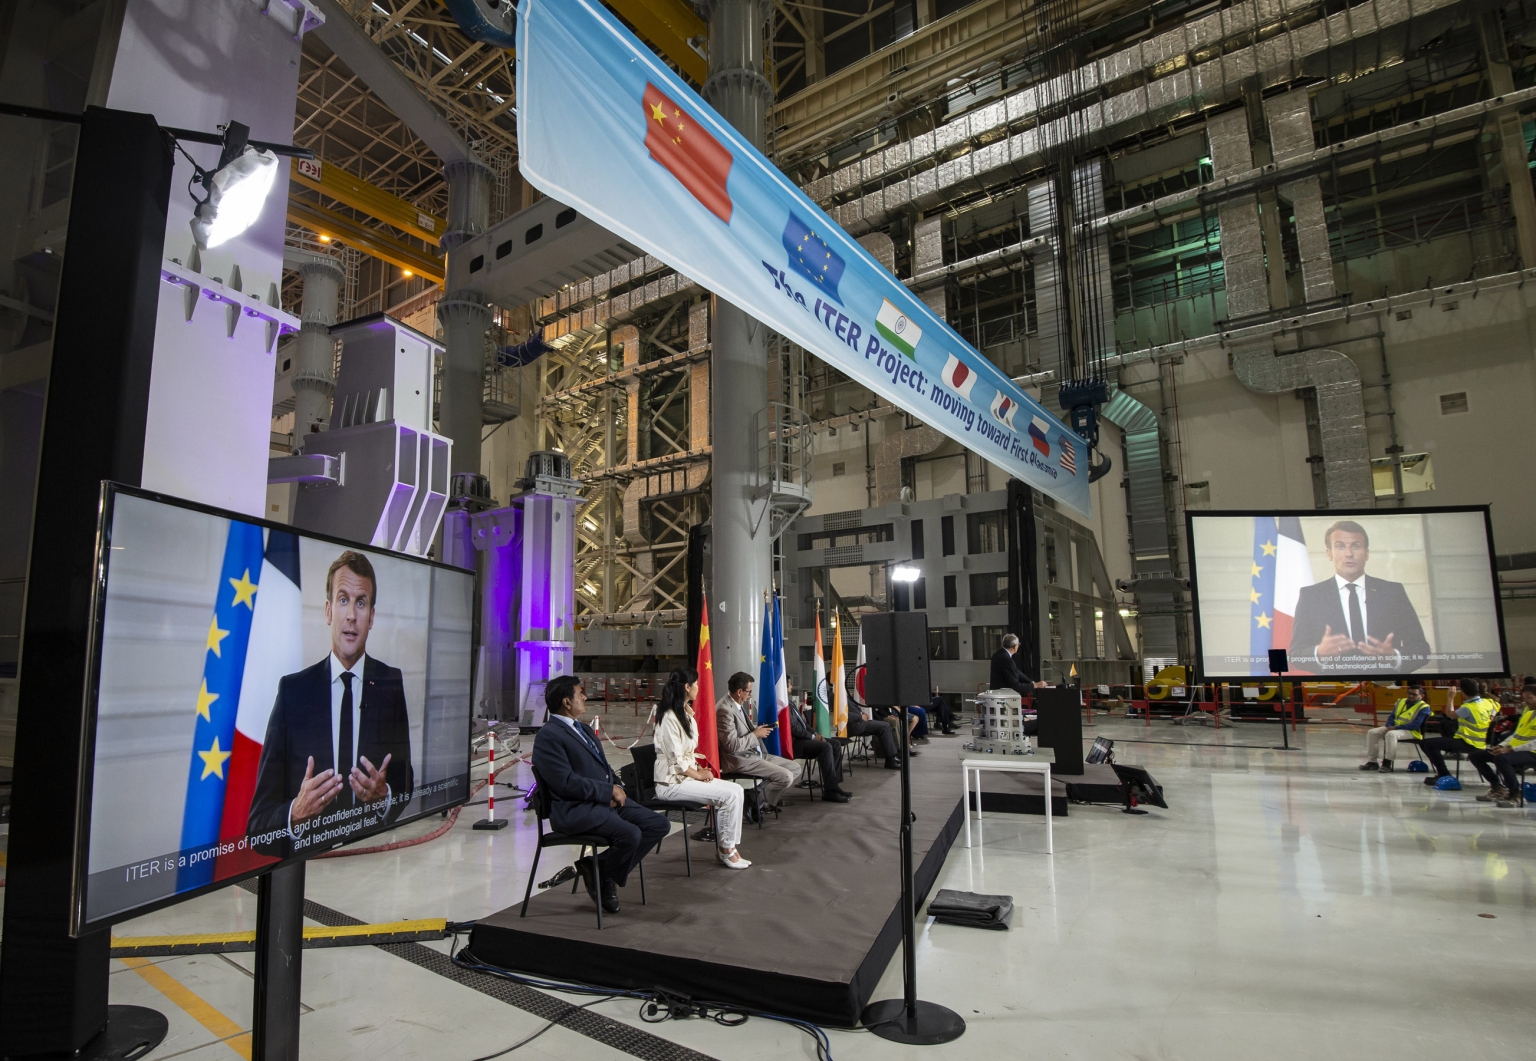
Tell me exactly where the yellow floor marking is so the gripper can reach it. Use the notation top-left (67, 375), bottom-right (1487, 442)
top-left (119, 957), bottom-right (251, 1059)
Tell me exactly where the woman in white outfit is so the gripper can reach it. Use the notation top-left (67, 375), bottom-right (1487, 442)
top-left (650, 666), bottom-right (750, 869)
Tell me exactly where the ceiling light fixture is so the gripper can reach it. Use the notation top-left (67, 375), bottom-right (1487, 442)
top-left (891, 565), bottom-right (921, 583)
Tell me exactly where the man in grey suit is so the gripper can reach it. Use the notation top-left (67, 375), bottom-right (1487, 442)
top-left (716, 672), bottom-right (796, 810)
top-left (1289, 520), bottom-right (1432, 674)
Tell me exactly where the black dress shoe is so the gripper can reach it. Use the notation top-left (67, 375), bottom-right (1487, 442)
top-left (1358, 761), bottom-right (1379, 771)
top-left (600, 878), bottom-right (620, 914)
top-left (884, 759), bottom-right (903, 770)
top-left (574, 857), bottom-right (599, 907)
top-left (822, 791), bottom-right (851, 803)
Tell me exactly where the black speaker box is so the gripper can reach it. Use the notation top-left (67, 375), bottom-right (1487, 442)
top-left (861, 612), bottom-right (930, 707)
top-left (1033, 686), bottom-right (1084, 775)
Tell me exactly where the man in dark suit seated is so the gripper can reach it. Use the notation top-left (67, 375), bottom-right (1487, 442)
top-left (532, 675), bottom-right (669, 914)
top-left (990, 633), bottom-right (1045, 695)
top-left (787, 695), bottom-right (853, 802)
top-left (248, 551), bottom-right (413, 855)
top-left (1289, 520), bottom-right (1431, 674)
top-left (927, 686), bottom-right (956, 734)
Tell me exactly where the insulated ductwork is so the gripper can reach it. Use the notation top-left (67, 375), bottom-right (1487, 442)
top-left (873, 421), bottom-right (945, 506)
top-left (911, 216), bottom-right (945, 318)
top-left (1101, 387), bottom-right (1178, 661)
top-left (1264, 89), bottom-right (1337, 303)
top-left (1210, 109), bottom-right (1374, 508)
top-left (815, 0), bottom-right (1470, 236)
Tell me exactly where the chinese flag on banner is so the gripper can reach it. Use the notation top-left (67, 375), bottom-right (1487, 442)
top-left (693, 591), bottom-right (721, 774)
top-left (642, 82), bottom-right (734, 223)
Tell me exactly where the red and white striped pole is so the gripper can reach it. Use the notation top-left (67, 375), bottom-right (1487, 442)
top-left (474, 731), bottom-right (509, 831)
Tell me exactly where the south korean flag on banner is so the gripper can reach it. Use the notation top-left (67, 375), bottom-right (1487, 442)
top-left (989, 391), bottom-right (1020, 430)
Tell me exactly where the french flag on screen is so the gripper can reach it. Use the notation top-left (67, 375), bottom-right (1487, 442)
top-left (1027, 415), bottom-right (1051, 455)
top-left (214, 530), bottom-right (304, 879)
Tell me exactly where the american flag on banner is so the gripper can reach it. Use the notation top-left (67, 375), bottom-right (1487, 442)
top-left (1060, 440), bottom-right (1077, 475)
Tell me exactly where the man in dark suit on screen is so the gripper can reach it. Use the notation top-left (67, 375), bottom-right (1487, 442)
top-left (1289, 520), bottom-right (1431, 674)
top-left (247, 550), bottom-right (413, 851)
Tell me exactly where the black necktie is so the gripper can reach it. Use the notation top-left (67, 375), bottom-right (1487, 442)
top-left (339, 672), bottom-right (354, 804)
top-left (1347, 583), bottom-right (1364, 645)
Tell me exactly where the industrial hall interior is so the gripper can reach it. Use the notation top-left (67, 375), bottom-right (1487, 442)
top-left (4, 0), bottom-right (1536, 1059)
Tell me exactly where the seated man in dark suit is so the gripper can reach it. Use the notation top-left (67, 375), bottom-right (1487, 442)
top-left (1289, 520), bottom-right (1431, 674)
top-left (248, 550), bottom-right (413, 855)
top-left (788, 699), bottom-right (853, 802)
top-left (990, 633), bottom-right (1044, 695)
top-left (928, 686), bottom-right (956, 734)
top-left (531, 675), bottom-right (669, 914)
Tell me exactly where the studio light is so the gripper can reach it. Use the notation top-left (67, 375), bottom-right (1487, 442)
top-left (891, 565), bottom-right (921, 583)
top-left (186, 121), bottom-right (281, 249)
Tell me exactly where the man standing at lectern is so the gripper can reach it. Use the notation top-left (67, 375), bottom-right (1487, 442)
top-left (248, 551), bottom-right (413, 851)
top-left (1289, 521), bottom-right (1431, 674)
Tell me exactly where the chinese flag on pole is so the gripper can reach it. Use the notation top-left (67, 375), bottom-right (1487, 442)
top-left (693, 591), bottom-right (721, 774)
top-left (642, 82), bottom-right (734, 223)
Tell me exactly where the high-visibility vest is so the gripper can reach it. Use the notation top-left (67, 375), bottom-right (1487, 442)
top-left (1391, 698), bottom-right (1426, 739)
top-left (1455, 697), bottom-right (1497, 750)
top-left (1509, 708), bottom-right (1536, 750)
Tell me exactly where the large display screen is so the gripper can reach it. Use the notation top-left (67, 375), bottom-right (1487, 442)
top-left (1187, 507), bottom-right (1507, 680)
top-left (75, 486), bottom-right (473, 931)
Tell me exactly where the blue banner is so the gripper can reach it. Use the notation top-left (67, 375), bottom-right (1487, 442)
top-left (516, 0), bottom-right (1092, 517)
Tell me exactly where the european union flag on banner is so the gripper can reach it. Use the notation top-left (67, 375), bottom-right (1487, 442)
top-left (783, 213), bottom-right (845, 303)
top-left (178, 520), bottom-right (265, 891)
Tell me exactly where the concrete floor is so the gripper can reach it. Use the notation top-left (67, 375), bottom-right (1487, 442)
top-left (8, 708), bottom-right (1536, 1060)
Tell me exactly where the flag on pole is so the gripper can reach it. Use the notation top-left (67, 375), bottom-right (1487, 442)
top-left (756, 595), bottom-right (779, 747)
top-left (1249, 516), bottom-right (1310, 675)
top-left (177, 520), bottom-right (265, 892)
top-left (694, 591), bottom-right (720, 773)
top-left (830, 614), bottom-right (848, 737)
top-left (812, 608), bottom-right (832, 737)
top-left (215, 528), bottom-right (303, 880)
top-left (772, 594), bottom-right (794, 755)
top-left (1273, 517), bottom-right (1309, 660)
top-left (855, 623), bottom-right (867, 709)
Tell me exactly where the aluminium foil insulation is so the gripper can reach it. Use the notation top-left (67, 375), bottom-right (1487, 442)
top-left (1264, 89), bottom-right (1337, 303)
top-left (1101, 386), bottom-right (1179, 662)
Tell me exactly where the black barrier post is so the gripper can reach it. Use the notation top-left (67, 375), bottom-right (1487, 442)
top-left (1268, 648), bottom-right (1293, 750)
top-left (0, 106), bottom-right (172, 1060)
top-left (859, 613), bottom-right (965, 1046)
top-left (251, 861), bottom-right (306, 1061)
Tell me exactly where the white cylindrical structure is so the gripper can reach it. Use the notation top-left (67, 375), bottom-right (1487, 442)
top-left (292, 258), bottom-right (345, 436)
top-left (440, 157), bottom-right (494, 477)
top-left (702, 0), bottom-right (773, 675)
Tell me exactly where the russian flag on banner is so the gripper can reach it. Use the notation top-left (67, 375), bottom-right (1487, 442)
top-left (176, 522), bottom-right (265, 892)
top-left (940, 354), bottom-right (977, 401)
top-left (1027, 415), bottom-right (1052, 455)
top-left (215, 529), bottom-right (303, 880)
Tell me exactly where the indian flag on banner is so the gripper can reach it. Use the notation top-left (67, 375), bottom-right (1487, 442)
top-left (876, 298), bottom-right (921, 358)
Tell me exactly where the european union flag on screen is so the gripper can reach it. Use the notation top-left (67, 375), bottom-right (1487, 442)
top-left (783, 213), bottom-right (845, 303)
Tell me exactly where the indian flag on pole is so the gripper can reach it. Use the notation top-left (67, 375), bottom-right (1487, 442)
top-left (830, 614), bottom-right (848, 737)
top-left (876, 298), bottom-right (921, 359)
top-left (812, 608), bottom-right (831, 737)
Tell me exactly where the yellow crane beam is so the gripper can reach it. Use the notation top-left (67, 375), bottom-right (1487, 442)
top-left (289, 157), bottom-right (446, 246)
top-left (605, 0), bottom-right (708, 85)
top-left (286, 198), bottom-right (445, 286)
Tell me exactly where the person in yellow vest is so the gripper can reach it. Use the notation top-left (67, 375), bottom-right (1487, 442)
top-left (1359, 682), bottom-right (1429, 772)
top-left (1420, 678), bottom-right (1499, 786)
top-left (1471, 682), bottom-right (1536, 805)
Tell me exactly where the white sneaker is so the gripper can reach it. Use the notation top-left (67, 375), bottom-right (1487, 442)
top-left (718, 848), bottom-right (752, 869)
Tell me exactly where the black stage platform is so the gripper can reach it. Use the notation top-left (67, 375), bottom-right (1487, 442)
top-left (468, 749), bottom-right (966, 1026)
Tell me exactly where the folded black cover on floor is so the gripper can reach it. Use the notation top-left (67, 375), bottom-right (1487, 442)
top-left (926, 888), bottom-right (1013, 930)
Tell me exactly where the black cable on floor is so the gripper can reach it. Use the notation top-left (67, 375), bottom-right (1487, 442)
top-left (452, 946), bottom-right (835, 1061)
top-left (466, 994), bottom-right (617, 1061)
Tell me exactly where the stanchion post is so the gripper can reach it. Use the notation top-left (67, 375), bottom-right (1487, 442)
top-left (251, 860), bottom-right (305, 1061)
top-left (474, 732), bottom-right (509, 830)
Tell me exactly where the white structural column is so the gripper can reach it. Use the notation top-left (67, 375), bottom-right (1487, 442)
top-left (700, 0), bottom-right (772, 674)
top-left (438, 157), bottom-right (494, 477)
top-left (293, 257), bottom-right (345, 435)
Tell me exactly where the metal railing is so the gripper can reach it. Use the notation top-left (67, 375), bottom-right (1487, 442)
top-left (755, 401), bottom-right (814, 541)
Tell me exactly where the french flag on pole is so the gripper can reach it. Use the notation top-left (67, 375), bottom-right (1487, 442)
top-left (1027, 415), bottom-right (1052, 455)
top-left (940, 354), bottom-right (977, 400)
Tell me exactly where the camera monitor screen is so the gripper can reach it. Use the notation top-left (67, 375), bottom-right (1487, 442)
top-left (1187, 507), bottom-right (1507, 680)
top-left (75, 486), bottom-right (473, 931)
